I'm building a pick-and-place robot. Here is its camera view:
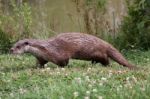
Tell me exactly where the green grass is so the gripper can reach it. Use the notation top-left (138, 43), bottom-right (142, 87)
top-left (0, 50), bottom-right (150, 99)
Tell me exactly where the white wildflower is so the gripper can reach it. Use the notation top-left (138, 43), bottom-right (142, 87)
top-left (101, 77), bottom-right (107, 82)
top-left (61, 68), bottom-right (65, 71)
top-left (10, 93), bottom-right (14, 97)
top-left (117, 87), bottom-right (120, 91)
top-left (7, 80), bottom-right (11, 82)
top-left (132, 75), bottom-right (137, 83)
top-left (92, 89), bottom-right (97, 93)
top-left (57, 71), bottom-right (60, 74)
top-left (44, 64), bottom-right (48, 67)
top-left (75, 77), bottom-right (82, 84)
top-left (99, 83), bottom-right (103, 86)
top-left (65, 73), bottom-right (68, 76)
top-left (140, 87), bottom-right (145, 91)
top-left (46, 67), bottom-right (50, 70)
top-left (86, 91), bottom-right (90, 96)
top-left (73, 92), bottom-right (79, 97)
top-left (91, 80), bottom-right (96, 84)
top-left (118, 70), bottom-right (122, 74)
top-left (98, 96), bottom-right (103, 99)
top-left (84, 96), bottom-right (90, 99)
top-left (41, 69), bottom-right (46, 73)
top-left (59, 96), bottom-right (64, 99)
top-left (19, 88), bottom-right (27, 94)
top-left (126, 77), bottom-right (130, 83)
top-left (108, 70), bottom-right (113, 78)
top-left (88, 84), bottom-right (92, 88)
top-left (146, 58), bottom-right (149, 61)
top-left (87, 68), bottom-right (91, 72)
top-left (85, 76), bottom-right (90, 81)
top-left (119, 85), bottom-right (122, 88)
top-left (83, 73), bottom-right (86, 76)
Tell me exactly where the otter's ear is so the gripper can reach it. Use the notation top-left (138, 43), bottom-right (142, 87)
top-left (24, 41), bottom-right (29, 45)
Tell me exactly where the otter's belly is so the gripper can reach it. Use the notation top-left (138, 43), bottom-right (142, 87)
top-left (71, 50), bottom-right (94, 61)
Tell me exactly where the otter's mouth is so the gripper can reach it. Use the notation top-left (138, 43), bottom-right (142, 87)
top-left (11, 52), bottom-right (21, 55)
top-left (10, 48), bottom-right (22, 55)
top-left (11, 51), bottom-right (23, 55)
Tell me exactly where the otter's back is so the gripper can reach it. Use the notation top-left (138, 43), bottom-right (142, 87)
top-left (54, 33), bottom-right (109, 48)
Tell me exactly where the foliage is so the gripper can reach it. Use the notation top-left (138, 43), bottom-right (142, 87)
top-left (73, 0), bottom-right (106, 35)
top-left (0, 0), bottom-right (32, 53)
top-left (0, 29), bottom-right (12, 53)
top-left (117, 0), bottom-right (150, 50)
top-left (86, 0), bottom-right (106, 9)
top-left (11, 0), bottom-right (32, 38)
top-left (0, 50), bottom-right (150, 98)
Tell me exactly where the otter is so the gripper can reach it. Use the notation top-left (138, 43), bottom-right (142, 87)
top-left (10, 32), bottom-right (136, 69)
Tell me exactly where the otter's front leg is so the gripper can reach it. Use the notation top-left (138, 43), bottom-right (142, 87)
top-left (36, 57), bottom-right (48, 68)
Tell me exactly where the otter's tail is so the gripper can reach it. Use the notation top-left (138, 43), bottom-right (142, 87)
top-left (107, 46), bottom-right (136, 69)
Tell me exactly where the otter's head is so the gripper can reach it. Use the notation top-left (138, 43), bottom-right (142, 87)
top-left (10, 39), bottom-right (30, 54)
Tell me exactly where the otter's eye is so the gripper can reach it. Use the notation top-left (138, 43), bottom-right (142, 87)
top-left (24, 42), bottom-right (29, 45)
top-left (16, 46), bottom-right (20, 49)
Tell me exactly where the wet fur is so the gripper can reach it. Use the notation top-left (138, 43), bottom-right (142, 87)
top-left (11, 33), bottom-right (136, 69)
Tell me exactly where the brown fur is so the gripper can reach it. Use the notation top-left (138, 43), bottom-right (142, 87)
top-left (10, 32), bottom-right (136, 69)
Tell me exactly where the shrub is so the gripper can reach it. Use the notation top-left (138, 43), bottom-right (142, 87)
top-left (117, 0), bottom-right (150, 50)
top-left (0, 0), bottom-right (32, 53)
top-left (0, 29), bottom-right (12, 53)
top-left (11, 0), bottom-right (32, 38)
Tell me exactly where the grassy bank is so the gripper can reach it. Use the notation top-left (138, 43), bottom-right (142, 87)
top-left (0, 50), bottom-right (150, 99)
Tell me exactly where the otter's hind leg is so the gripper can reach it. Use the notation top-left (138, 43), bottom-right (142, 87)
top-left (36, 57), bottom-right (48, 68)
top-left (100, 58), bottom-right (110, 66)
top-left (91, 54), bottom-right (110, 66)
top-left (57, 59), bottom-right (69, 67)
top-left (98, 54), bottom-right (110, 66)
top-left (91, 58), bottom-right (109, 66)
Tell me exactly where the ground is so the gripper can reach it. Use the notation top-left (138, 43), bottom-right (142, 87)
top-left (0, 50), bottom-right (150, 99)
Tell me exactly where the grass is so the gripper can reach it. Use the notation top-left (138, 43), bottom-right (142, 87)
top-left (0, 50), bottom-right (150, 99)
